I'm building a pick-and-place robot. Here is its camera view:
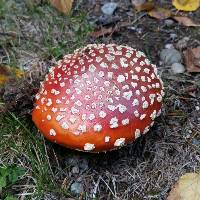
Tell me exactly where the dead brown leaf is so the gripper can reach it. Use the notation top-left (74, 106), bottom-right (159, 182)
top-left (173, 16), bottom-right (200, 27)
top-left (50, 0), bottom-right (74, 15)
top-left (148, 7), bottom-right (172, 20)
top-left (167, 173), bottom-right (200, 200)
top-left (131, 0), bottom-right (154, 11)
top-left (183, 46), bottom-right (200, 72)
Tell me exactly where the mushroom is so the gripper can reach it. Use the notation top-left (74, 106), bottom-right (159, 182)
top-left (32, 44), bottom-right (164, 152)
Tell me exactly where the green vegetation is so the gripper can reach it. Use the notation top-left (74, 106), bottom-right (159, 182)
top-left (0, 1), bottom-right (92, 198)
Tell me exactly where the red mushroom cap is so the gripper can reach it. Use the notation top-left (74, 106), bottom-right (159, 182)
top-left (32, 44), bottom-right (164, 152)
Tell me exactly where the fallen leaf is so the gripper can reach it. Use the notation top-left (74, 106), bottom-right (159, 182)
top-left (173, 16), bottom-right (200, 27)
top-left (172, 0), bottom-right (200, 11)
top-left (90, 27), bottom-right (114, 38)
top-left (183, 46), bottom-right (200, 72)
top-left (0, 66), bottom-right (24, 86)
top-left (50, 0), bottom-right (74, 15)
top-left (132, 0), bottom-right (154, 11)
top-left (148, 7), bottom-right (172, 20)
top-left (167, 173), bottom-right (200, 200)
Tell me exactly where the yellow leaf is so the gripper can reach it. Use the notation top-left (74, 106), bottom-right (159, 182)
top-left (132, 0), bottom-right (154, 11)
top-left (167, 173), bottom-right (200, 200)
top-left (50, 0), bottom-right (74, 15)
top-left (148, 7), bottom-right (172, 20)
top-left (0, 66), bottom-right (24, 86)
top-left (172, 0), bottom-right (200, 11)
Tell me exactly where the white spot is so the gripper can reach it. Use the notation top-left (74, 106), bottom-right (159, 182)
top-left (36, 106), bottom-right (40, 109)
top-left (141, 86), bottom-right (147, 92)
top-left (89, 64), bottom-right (96, 72)
top-left (120, 57), bottom-right (128, 68)
top-left (99, 111), bottom-right (107, 118)
top-left (108, 72), bottom-right (113, 79)
top-left (122, 118), bottom-right (129, 125)
top-left (84, 143), bottom-right (95, 151)
top-left (51, 89), bottom-right (60, 95)
top-left (60, 82), bottom-right (65, 87)
top-left (132, 75), bottom-right (139, 80)
top-left (51, 107), bottom-right (57, 113)
top-left (81, 114), bottom-right (87, 121)
top-left (118, 104), bottom-right (127, 113)
top-left (71, 107), bottom-right (79, 114)
top-left (56, 99), bottom-right (62, 104)
top-left (141, 76), bottom-right (146, 82)
top-left (134, 110), bottom-right (139, 117)
top-left (108, 105), bottom-right (116, 111)
top-left (41, 97), bottom-right (45, 104)
top-left (47, 115), bottom-right (51, 120)
top-left (143, 126), bottom-right (149, 134)
top-left (66, 89), bottom-right (71, 94)
top-left (94, 124), bottom-right (102, 132)
top-left (144, 68), bottom-right (150, 74)
top-left (104, 81), bottom-right (110, 87)
top-left (157, 94), bottom-right (162, 102)
top-left (46, 98), bottom-right (52, 106)
top-left (69, 115), bottom-right (76, 124)
top-left (61, 122), bottom-right (69, 129)
top-left (98, 71), bottom-right (104, 77)
top-left (82, 73), bottom-right (89, 79)
top-left (78, 124), bottom-right (87, 133)
top-left (140, 114), bottom-right (146, 120)
top-left (49, 129), bottom-right (56, 136)
top-left (89, 114), bottom-right (95, 121)
top-left (135, 90), bottom-right (140, 95)
top-left (142, 101), bottom-right (149, 109)
top-left (111, 63), bottom-right (118, 69)
top-left (100, 62), bottom-right (108, 68)
top-left (123, 91), bottom-right (133, 100)
top-left (75, 100), bottom-right (82, 107)
top-left (132, 99), bottom-right (139, 106)
top-left (75, 88), bottom-right (82, 94)
top-left (35, 94), bottom-right (40, 100)
top-left (135, 129), bottom-right (141, 139)
top-left (85, 95), bottom-right (90, 101)
top-left (56, 115), bottom-right (64, 122)
top-left (114, 138), bottom-right (125, 147)
top-left (105, 136), bottom-right (110, 143)
top-left (135, 66), bottom-right (141, 72)
top-left (117, 75), bottom-right (125, 83)
top-left (131, 82), bottom-right (138, 88)
top-left (96, 56), bottom-right (102, 63)
top-left (122, 85), bottom-right (129, 90)
top-left (150, 110), bottom-right (157, 120)
top-left (110, 117), bottom-right (119, 128)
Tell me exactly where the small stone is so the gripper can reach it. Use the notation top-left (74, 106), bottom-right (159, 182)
top-left (170, 33), bottom-right (177, 40)
top-left (72, 166), bottom-right (79, 174)
top-left (165, 44), bottom-right (174, 49)
top-left (101, 2), bottom-right (118, 15)
top-left (192, 138), bottom-right (200, 146)
top-left (164, 19), bottom-right (174, 27)
top-left (160, 49), bottom-right (182, 66)
top-left (70, 182), bottom-right (83, 195)
top-left (195, 106), bottom-right (200, 111)
top-left (171, 63), bottom-right (185, 74)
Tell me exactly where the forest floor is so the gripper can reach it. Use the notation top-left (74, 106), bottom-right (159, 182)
top-left (0, 0), bottom-right (200, 200)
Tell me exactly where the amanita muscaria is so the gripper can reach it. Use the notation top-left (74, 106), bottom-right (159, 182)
top-left (32, 44), bottom-right (164, 152)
